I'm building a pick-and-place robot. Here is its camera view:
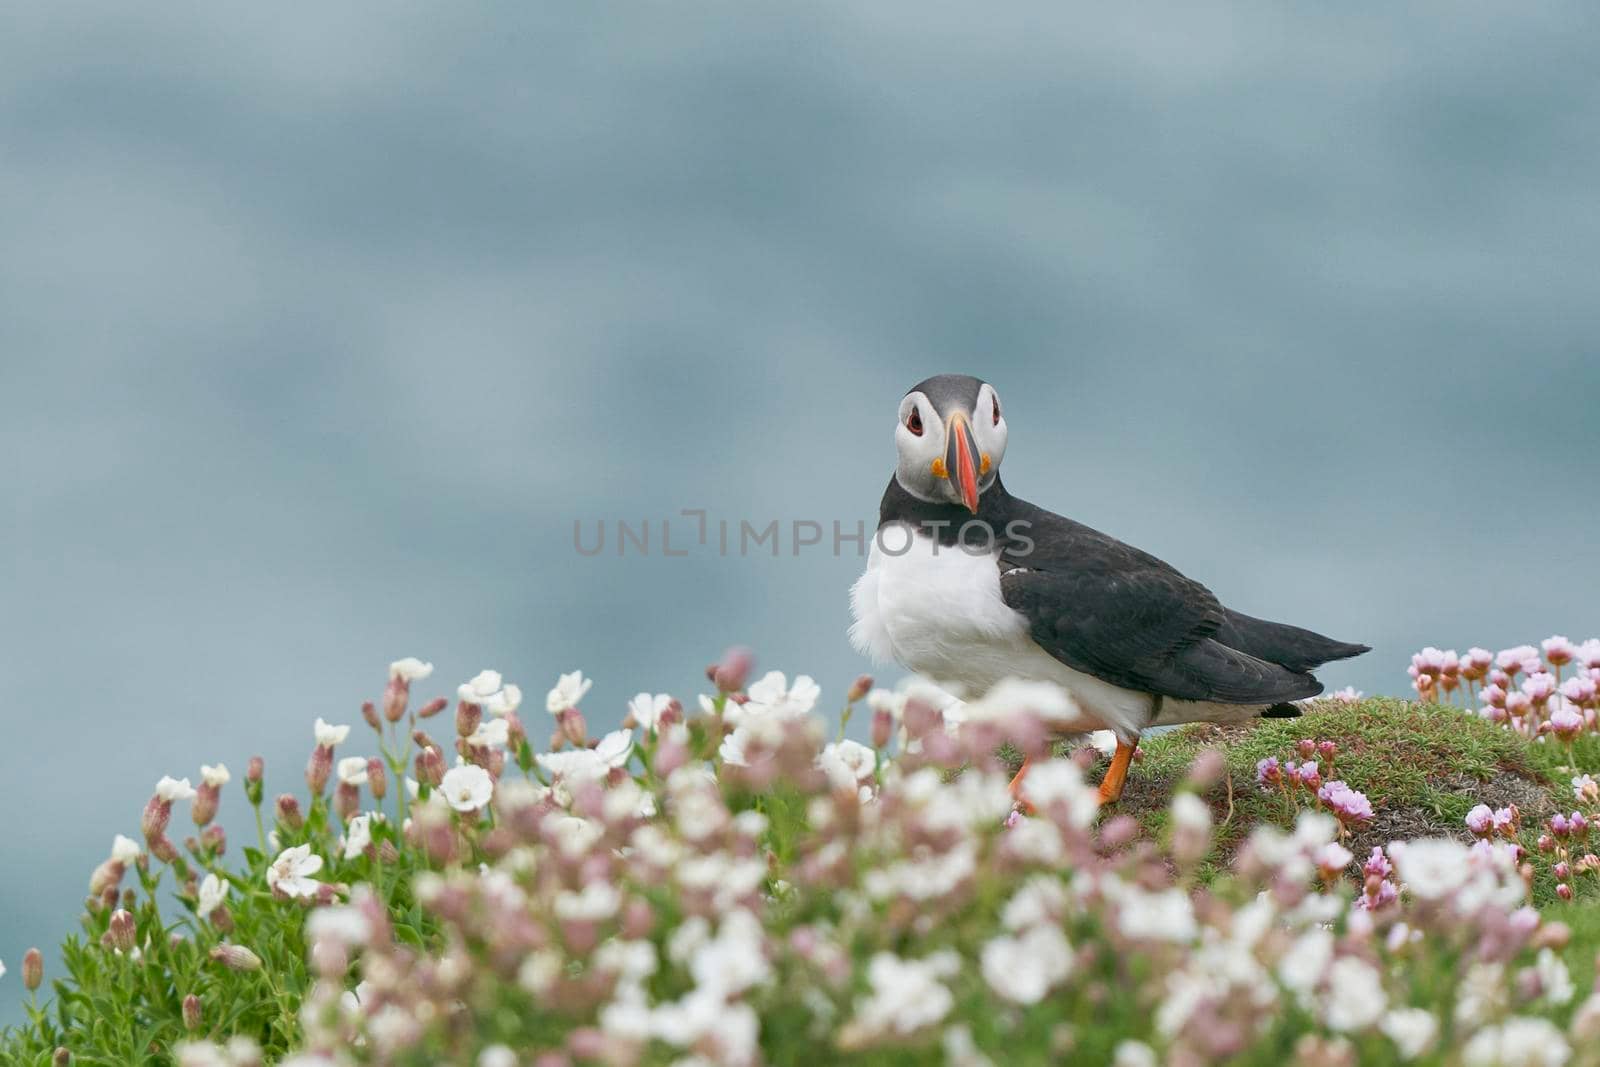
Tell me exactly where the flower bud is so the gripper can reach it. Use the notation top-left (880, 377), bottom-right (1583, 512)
top-left (1297, 739), bottom-right (1316, 760)
top-left (107, 910), bottom-right (137, 953)
top-left (182, 993), bottom-right (202, 1031)
top-left (306, 744), bottom-right (333, 794)
top-left (192, 786), bottom-right (219, 828)
top-left (244, 757), bottom-right (265, 806)
top-left (713, 646), bottom-right (754, 693)
top-left (457, 701), bottom-right (483, 739)
top-left (275, 794), bottom-right (304, 830)
top-left (383, 675), bottom-right (410, 722)
top-left (417, 697), bottom-right (449, 719)
top-left (141, 795), bottom-right (171, 845)
top-left (201, 825), bottom-right (226, 855)
top-left (334, 782), bottom-right (360, 822)
top-left (1557, 882), bottom-right (1574, 901)
top-left (209, 943), bottom-right (263, 972)
top-left (847, 674), bottom-right (873, 703)
top-left (871, 708), bottom-right (893, 750)
top-left (53, 1049), bottom-right (70, 1067)
top-left (367, 758), bottom-right (388, 801)
top-left (416, 745), bottom-right (445, 787)
top-left (22, 948), bottom-right (43, 991)
top-left (559, 707), bottom-right (588, 747)
top-left (361, 700), bottom-right (382, 731)
top-left (1556, 861), bottom-right (1572, 881)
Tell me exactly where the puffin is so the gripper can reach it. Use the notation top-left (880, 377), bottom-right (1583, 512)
top-left (849, 374), bottom-right (1369, 804)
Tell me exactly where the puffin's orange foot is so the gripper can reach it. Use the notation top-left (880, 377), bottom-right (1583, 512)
top-left (1096, 740), bottom-right (1138, 805)
top-left (1008, 757), bottom-right (1036, 815)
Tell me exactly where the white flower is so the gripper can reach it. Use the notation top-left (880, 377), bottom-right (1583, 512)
top-left (734, 671), bottom-right (819, 724)
top-left (458, 669), bottom-right (505, 705)
top-left (1112, 1042), bottom-right (1158, 1067)
top-left (200, 764), bottom-right (230, 788)
top-left (1116, 885), bottom-right (1197, 943)
top-left (1330, 686), bottom-right (1364, 705)
top-left (847, 951), bottom-right (959, 1037)
top-left (1018, 759), bottom-right (1100, 827)
top-left (314, 718), bottom-right (351, 747)
top-left (818, 740), bottom-right (876, 791)
top-left (198, 874), bottom-right (229, 916)
top-left (536, 747), bottom-right (606, 782)
top-left (440, 764), bottom-right (494, 812)
top-left (468, 718), bottom-right (511, 749)
top-left (718, 728), bottom-right (750, 766)
top-left (111, 834), bottom-right (143, 864)
top-left (1381, 1008), bottom-right (1438, 1060)
top-left (266, 844), bottom-right (325, 900)
top-left (478, 1047), bottom-right (517, 1067)
top-left (1323, 956), bottom-right (1386, 1031)
top-left (546, 670), bottom-right (593, 714)
top-left (554, 882), bottom-right (622, 921)
top-left (594, 729), bottom-right (634, 769)
top-left (966, 678), bottom-right (1082, 727)
top-left (688, 910), bottom-right (771, 996)
top-left (628, 692), bottom-right (673, 732)
top-left (343, 813), bottom-right (375, 859)
top-left (484, 684), bottom-right (523, 717)
top-left (980, 924), bottom-right (1073, 1004)
top-left (1387, 838), bottom-right (1469, 899)
top-left (336, 756), bottom-right (369, 786)
top-left (1535, 947), bottom-right (1575, 1006)
top-left (1278, 928), bottom-right (1333, 1001)
top-left (388, 657), bottom-right (434, 681)
top-left (1170, 792), bottom-right (1212, 832)
top-left (1461, 1016), bottom-right (1570, 1067)
top-left (156, 775), bottom-right (197, 802)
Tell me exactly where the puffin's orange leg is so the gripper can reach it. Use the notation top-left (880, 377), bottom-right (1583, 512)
top-left (1097, 739), bottom-right (1138, 804)
top-left (1007, 756), bottom-right (1034, 813)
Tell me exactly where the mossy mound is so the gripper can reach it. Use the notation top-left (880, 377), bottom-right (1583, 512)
top-left (1108, 697), bottom-right (1560, 876)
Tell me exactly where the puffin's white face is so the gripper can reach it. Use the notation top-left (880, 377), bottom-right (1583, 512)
top-left (894, 380), bottom-right (1008, 511)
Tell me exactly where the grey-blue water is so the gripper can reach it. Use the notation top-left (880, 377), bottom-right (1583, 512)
top-left (4, 1), bottom-right (1598, 1025)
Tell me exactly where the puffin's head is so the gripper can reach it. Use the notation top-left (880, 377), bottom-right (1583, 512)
top-left (893, 374), bottom-right (1007, 513)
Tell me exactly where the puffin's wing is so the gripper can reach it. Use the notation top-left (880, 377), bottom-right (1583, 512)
top-left (999, 565), bottom-right (1322, 704)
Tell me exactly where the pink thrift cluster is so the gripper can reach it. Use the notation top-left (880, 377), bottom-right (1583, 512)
top-left (1257, 739), bottom-right (1373, 833)
top-left (1410, 636), bottom-right (1600, 746)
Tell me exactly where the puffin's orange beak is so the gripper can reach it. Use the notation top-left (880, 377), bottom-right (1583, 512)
top-left (945, 412), bottom-right (981, 513)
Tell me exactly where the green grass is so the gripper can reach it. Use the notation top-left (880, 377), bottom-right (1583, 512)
top-left (1102, 697), bottom-right (1560, 888)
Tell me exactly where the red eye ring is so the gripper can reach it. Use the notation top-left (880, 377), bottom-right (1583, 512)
top-left (991, 395), bottom-right (1001, 425)
top-left (906, 407), bottom-right (923, 436)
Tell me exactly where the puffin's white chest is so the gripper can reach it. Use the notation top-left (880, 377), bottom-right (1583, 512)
top-left (848, 521), bottom-right (1161, 739)
top-left (848, 522), bottom-right (1032, 694)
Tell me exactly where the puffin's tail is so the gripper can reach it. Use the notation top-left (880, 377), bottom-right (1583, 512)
top-left (1215, 609), bottom-right (1370, 674)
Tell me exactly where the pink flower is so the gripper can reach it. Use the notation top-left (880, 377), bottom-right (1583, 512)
top-left (1465, 804), bottom-right (1494, 838)
top-left (1497, 646), bottom-right (1540, 677)
top-left (1463, 648), bottom-right (1494, 681)
top-left (1578, 638), bottom-right (1600, 671)
top-left (1295, 761), bottom-right (1322, 790)
top-left (1255, 757), bottom-right (1281, 787)
top-left (1330, 686), bottom-right (1362, 705)
top-left (1562, 675), bottom-right (1596, 709)
top-left (1482, 683), bottom-right (1508, 709)
top-left (1317, 780), bottom-right (1374, 825)
top-left (1549, 707), bottom-right (1585, 743)
top-left (1363, 846), bottom-right (1392, 880)
top-left (1522, 672), bottom-right (1557, 705)
top-left (1544, 636), bottom-right (1578, 667)
top-left (1492, 807), bottom-right (1518, 835)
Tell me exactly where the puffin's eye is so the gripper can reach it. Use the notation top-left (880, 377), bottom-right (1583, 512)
top-left (991, 394), bottom-right (1001, 425)
top-left (905, 407), bottom-right (923, 436)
